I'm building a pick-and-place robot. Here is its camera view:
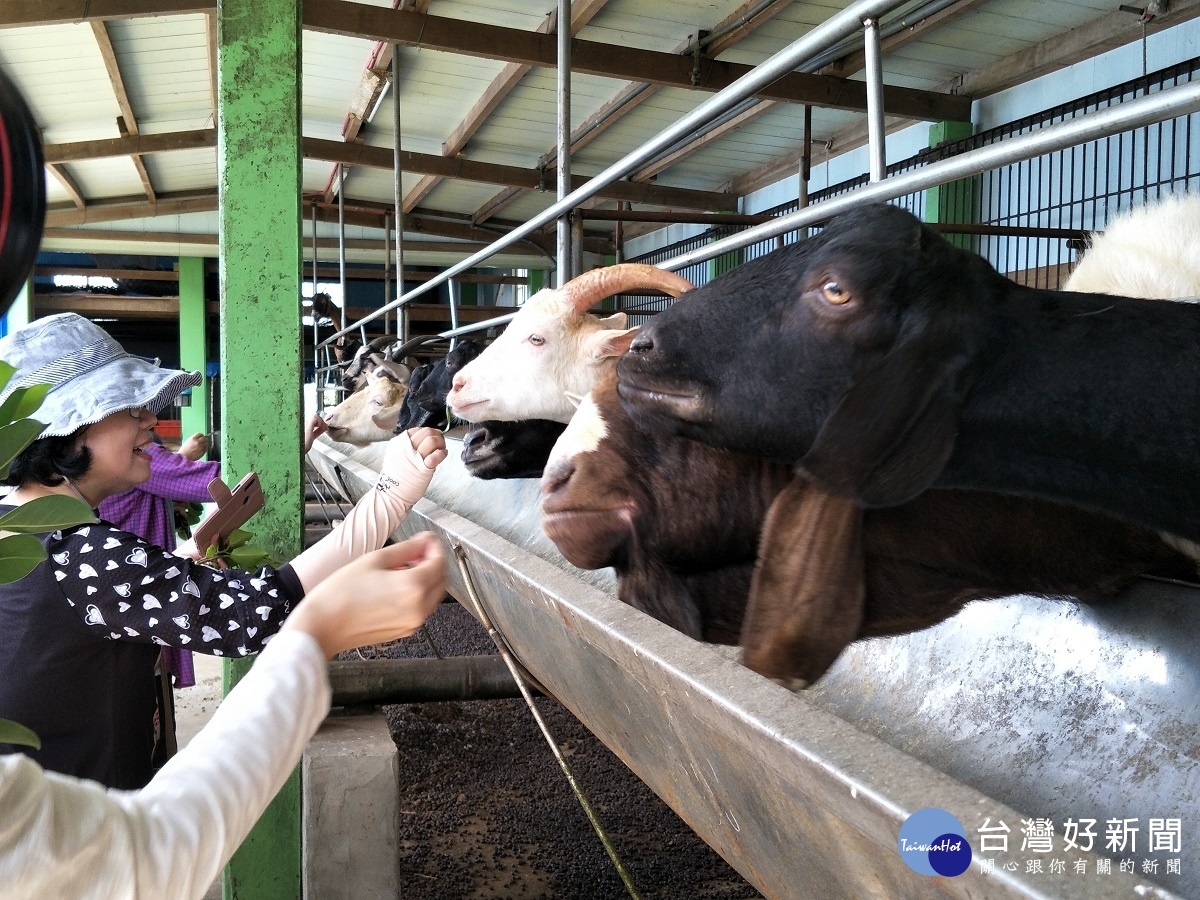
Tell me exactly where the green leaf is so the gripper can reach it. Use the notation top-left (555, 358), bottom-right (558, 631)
top-left (0, 418), bottom-right (47, 478)
top-left (229, 543), bottom-right (278, 569)
top-left (0, 362), bottom-right (14, 396)
top-left (0, 495), bottom-right (97, 533)
top-left (0, 717), bottom-right (40, 749)
top-left (0, 533), bottom-right (48, 584)
top-left (0, 384), bottom-right (49, 426)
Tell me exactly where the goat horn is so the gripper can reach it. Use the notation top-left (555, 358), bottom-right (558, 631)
top-left (560, 263), bottom-right (694, 313)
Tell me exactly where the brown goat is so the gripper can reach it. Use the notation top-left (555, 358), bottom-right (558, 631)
top-left (542, 367), bottom-right (1197, 686)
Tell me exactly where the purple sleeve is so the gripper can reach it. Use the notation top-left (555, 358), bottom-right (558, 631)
top-left (48, 523), bottom-right (305, 658)
top-left (135, 443), bottom-right (222, 504)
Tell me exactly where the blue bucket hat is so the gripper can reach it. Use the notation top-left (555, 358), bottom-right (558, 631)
top-left (0, 312), bottom-right (201, 437)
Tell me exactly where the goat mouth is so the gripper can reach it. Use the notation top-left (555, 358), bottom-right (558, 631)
top-left (615, 379), bottom-right (710, 425)
top-left (542, 505), bottom-right (634, 569)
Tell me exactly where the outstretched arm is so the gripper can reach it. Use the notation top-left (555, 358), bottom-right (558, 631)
top-left (0, 536), bottom-right (447, 899)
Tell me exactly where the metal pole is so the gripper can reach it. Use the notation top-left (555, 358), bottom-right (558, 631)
top-left (799, 104), bottom-right (812, 209)
top-left (863, 17), bottom-right (886, 183)
top-left (311, 201), bottom-right (320, 411)
top-left (392, 46), bottom-right (407, 343)
top-left (328, 656), bottom-right (529, 705)
top-left (571, 211), bottom-right (584, 278)
top-left (382, 211), bottom-right (390, 334)
top-left (336, 162), bottom-right (346, 334)
top-left (556, 0), bottom-right (572, 286)
top-left (662, 78), bottom-right (1200, 270)
top-left (318, 0), bottom-right (926, 344)
top-left (448, 278), bottom-right (460, 350)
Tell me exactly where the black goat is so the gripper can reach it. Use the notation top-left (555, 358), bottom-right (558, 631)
top-left (461, 419), bottom-right (566, 479)
top-left (395, 363), bottom-right (434, 431)
top-left (618, 202), bottom-right (1200, 544)
top-left (545, 368), bottom-right (1196, 686)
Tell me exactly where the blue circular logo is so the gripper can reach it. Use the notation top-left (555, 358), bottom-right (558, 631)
top-left (897, 808), bottom-right (972, 877)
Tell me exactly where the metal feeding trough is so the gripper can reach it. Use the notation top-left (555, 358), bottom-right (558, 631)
top-left (308, 435), bottom-right (1196, 899)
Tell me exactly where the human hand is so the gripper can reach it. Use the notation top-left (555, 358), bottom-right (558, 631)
top-left (304, 413), bottom-right (329, 454)
top-left (377, 427), bottom-right (446, 505)
top-left (180, 432), bottom-right (209, 461)
top-left (283, 532), bottom-right (447, 657)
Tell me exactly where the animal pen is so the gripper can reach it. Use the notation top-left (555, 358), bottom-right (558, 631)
top-left (306, 2), bottom-right (1200, 897)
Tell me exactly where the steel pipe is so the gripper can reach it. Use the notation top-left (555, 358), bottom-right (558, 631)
top-left (863, 17), bottom-right (886, 182)
top-left (664, 78), bottom-right (1200, 269)
top-left (392, 46), bottom-right (407, 343)
top-left (319, 0), bottom-right (913, 344)
top-left (328, 655), bottom-right (529, 705)
top-left (556, 0), bottom-right (573, 286)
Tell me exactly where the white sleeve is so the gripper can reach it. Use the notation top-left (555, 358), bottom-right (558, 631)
top-left (0, 630), bottom-right (331, 900)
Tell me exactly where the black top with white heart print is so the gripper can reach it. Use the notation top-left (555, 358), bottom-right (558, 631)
top-left (0, 512), bottom-right (305, 790)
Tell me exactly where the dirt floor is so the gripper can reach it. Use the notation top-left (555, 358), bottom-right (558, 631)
top-left (345, 599), bottom-right (764, 900)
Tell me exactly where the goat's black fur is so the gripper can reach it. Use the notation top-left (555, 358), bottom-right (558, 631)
top-left (618, 202), bottom-right (1200, 542)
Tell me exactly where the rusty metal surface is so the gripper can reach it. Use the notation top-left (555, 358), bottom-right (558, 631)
top-left (307, 437), bottom-right (1187, 899)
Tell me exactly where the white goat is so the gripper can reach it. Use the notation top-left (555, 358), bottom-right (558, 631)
top-left (1064, 194), bottom-right (1200, 299)
top-left (447, 264), bottom-right (694, 424)
top-left (323, 366), bottom-right (409, 445)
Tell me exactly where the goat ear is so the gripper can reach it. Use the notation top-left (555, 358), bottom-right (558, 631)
top-left (799, 333), bottom-right (975, 507)
top-left (563, 391), bottom-right (584, 409)
top-left (597, 312), bottom-right (629, 329)
top-left (739, 479), bottom-right (865, 688)
top-left (586, 326), bottom-right (639, 361)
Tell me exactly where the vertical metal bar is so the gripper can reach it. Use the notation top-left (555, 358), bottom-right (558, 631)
top-left (337, 162), bottom-right (347, 335)
top-left (448, 279), bottom-right (460, 350)
top-left (556, 0), bottom-right (572, 286)
top-left (383, 211), bottom-right (391, 334)
top-left (571, 211), bottom-right (584, 279)
top-left (392, 47), bottom-right (407, 343)
top-left (863, 17), bottom-right (886, 183)
top-left (311, 201), bottom-right (320, 411)
top-left (799, 104), bottom-right (812, 208)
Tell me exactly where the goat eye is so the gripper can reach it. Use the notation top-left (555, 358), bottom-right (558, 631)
top-left (821, 280), bottom-right (850, 305)
top-left (528, 334), bottom-right (545, 347)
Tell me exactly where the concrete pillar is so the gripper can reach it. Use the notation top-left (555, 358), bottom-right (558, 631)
top-left (215, 0), bottom-right (304, 896)
top-left (923, 120), bottom-right (975, 247)
top-left (178, 257), bottom-right (208, 442)
top-left (302, 714), bottom-right (401, 898)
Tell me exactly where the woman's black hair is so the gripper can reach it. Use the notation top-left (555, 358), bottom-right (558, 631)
top-left (3, 433), bottom-right (91, 487)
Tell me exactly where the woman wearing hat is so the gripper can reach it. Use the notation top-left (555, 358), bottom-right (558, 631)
top-left (0, 312), bottom-right (447, 789)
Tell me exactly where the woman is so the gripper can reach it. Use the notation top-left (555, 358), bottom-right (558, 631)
top-left (0, 535), bottom-right (448, 900)
top-left (0, 312), bottom-right (446, 789)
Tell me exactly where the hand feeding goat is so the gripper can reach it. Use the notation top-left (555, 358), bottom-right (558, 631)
top-left (543, 367), bottom-right (1197, 686)
top-left (447, 265), bottom-right (693, 424)
top-left (618, 201), bottom-right (1200, 546)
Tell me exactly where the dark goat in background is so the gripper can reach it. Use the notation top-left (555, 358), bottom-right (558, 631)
top-left (394, 340), bottom-right (485, 432)
top-left (461, 419), bottom-right (566, 479)
top-left (544, 368), bottom-right (1196, 686)
top-left (618, 201), bottom-right (1200, 545)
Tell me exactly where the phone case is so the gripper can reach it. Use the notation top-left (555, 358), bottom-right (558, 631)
top-left (192, 472), bottom-right (265, 554)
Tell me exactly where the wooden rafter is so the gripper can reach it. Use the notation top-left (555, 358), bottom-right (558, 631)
top-left (47, 164), bottom-right (87, 210)
top-left (472, 0), bottom-right (792, 225)
top-left (91, 19), bottom-right (156, 202)
top-left (400, 0), bottom-right (610, 215)
top-left (42, 129), bottom-right (729, 209)
top-left (729, 0), bottom-right (1200, 200)
top-left (302, 1), bottom-right (971, 122)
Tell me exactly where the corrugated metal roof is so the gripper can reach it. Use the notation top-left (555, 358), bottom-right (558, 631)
top-left (4, 0), bottom-right (1195, 269)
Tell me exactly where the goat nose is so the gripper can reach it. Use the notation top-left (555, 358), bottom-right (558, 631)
top-left (541, 458), bottom-right (575, 497)
top-left (464, 429), bottom-right (484, 450)
top-left (450, 373), bottom-right (466, 393)
top-left (627, 331), bottom-right (655, 354)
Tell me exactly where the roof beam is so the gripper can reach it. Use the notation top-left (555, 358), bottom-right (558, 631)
top-left (0, 1), bottom-right (213, 27)
top-left (44, 129), bottom-right (217, 163)
top-left (956, 0), bottom-right (1200, 97)
top-left (47, 165), bottom-right (87, 210)
top-left (91, 19), bottom-right (156, 201)
top-left (473, 0), bottom-right (793, 225)
top-left (401, 0), bottom-right (610, 214)
top-left (302, 0), bottom-right (971, 122)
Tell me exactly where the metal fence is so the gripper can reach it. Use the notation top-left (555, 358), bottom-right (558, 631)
top-left (620, 55), bottom-right (1200, 318)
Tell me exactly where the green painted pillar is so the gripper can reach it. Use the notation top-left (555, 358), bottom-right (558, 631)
top-left (528, 269), bottom-right (546, 294)
top-left (178, 257), bottom-right (208, 442)
top-left (216, 0), bottom-right (303, 897)
top-left (708, 218), bottom-right (742, 281)
top-left (923, 120), bottom-right (975, 248)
